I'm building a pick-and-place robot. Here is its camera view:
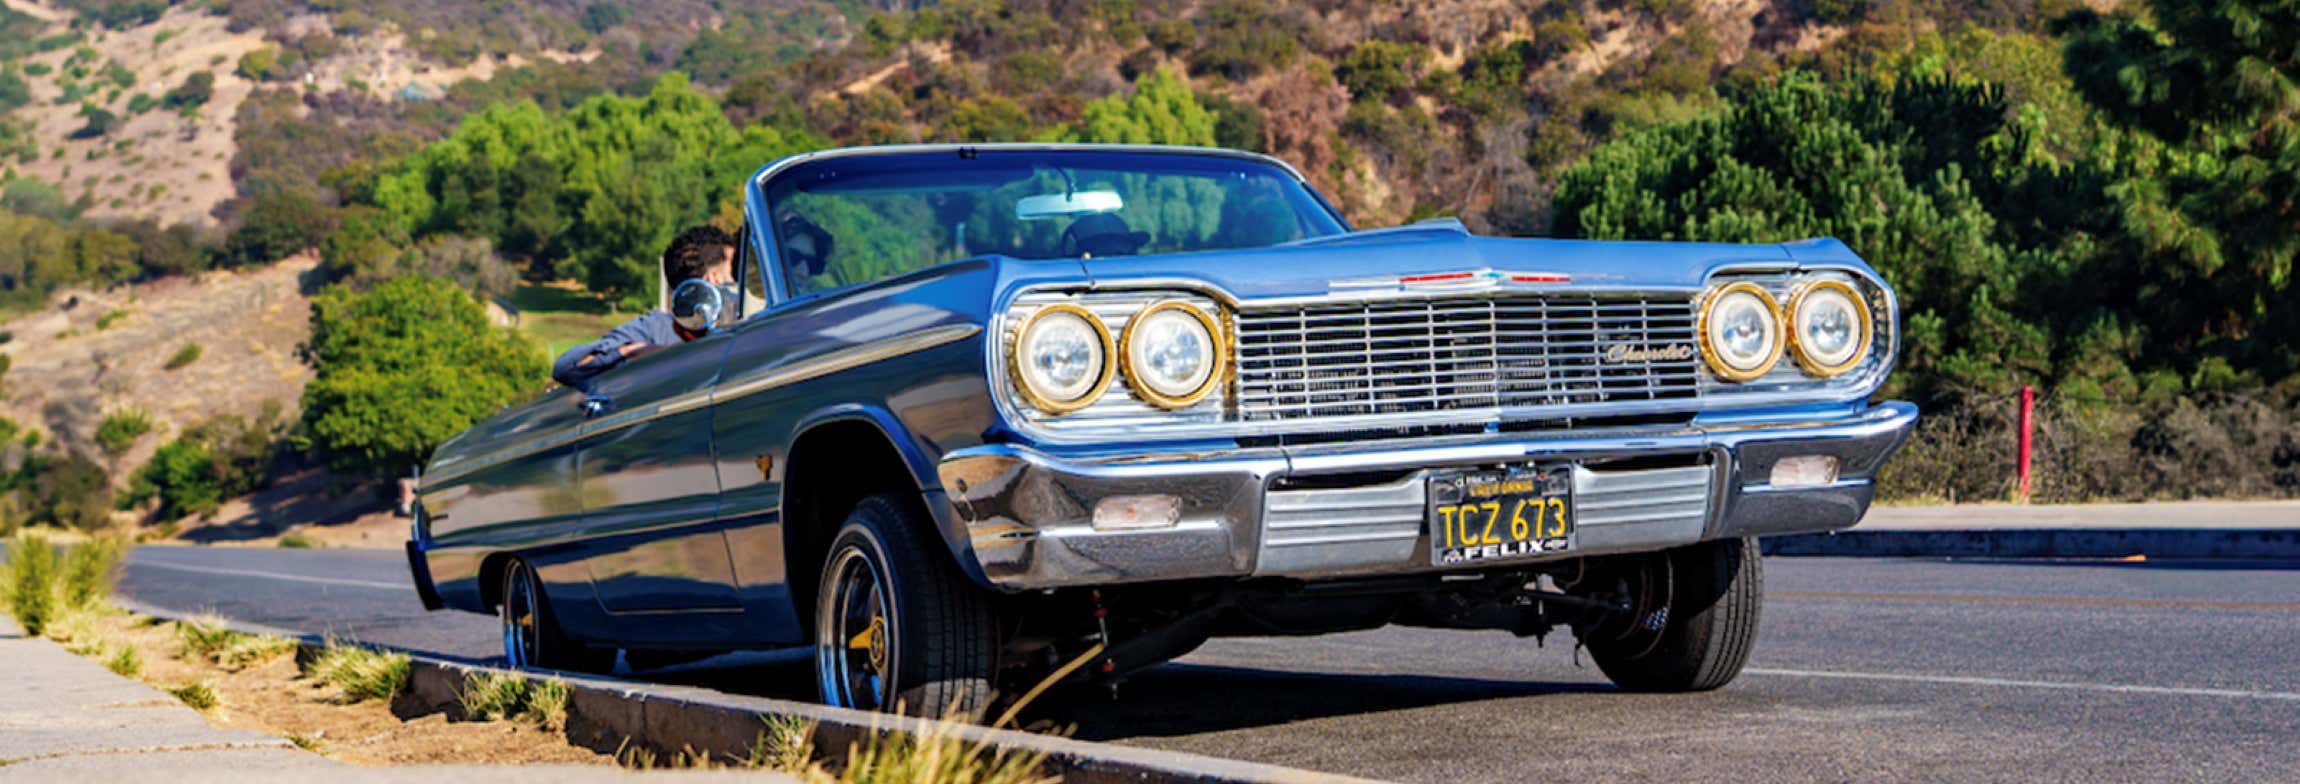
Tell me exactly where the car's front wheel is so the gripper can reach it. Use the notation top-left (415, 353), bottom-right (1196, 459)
top-left (1581, 537), bottom-right (1763, 692)
top-left (815, 493), bottom-right (998, 717)
top-left (499, 557), bottom-right (616, 673)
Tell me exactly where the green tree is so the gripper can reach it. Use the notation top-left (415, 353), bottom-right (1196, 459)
top-left (164, 71), bottom-right (215, 111)
top-left (1335, 41), bottom-right (1426, 103)
top-left (300, 276), bottom-right (543, 476)
top-left (1078, 68), bottom-right (1220, 146)
top-left (224, 189), bottom-right (335, 266)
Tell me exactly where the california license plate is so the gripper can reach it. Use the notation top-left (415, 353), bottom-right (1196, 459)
top-left (1429, 467), bottom-right (1573, 566)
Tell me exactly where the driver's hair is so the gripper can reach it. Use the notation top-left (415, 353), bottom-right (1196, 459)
top-left (663, 225), bottom-right (733, 286)
top-left (664, 235), bottom-right (726, 286)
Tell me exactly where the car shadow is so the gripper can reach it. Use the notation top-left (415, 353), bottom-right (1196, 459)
top-left (1035, 663), bottom-right (1613, 740)
top-left (636, 653), bottom-right (1612, 739)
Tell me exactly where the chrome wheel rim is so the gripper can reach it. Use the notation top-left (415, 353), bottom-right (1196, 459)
top-left (502, 561), bottom-right (540, 668)
top-left (817, 546), bottom-right (892, 710)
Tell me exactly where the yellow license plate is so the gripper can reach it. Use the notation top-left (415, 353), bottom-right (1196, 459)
top-left (1429, 467), bottom-right (1573, 566)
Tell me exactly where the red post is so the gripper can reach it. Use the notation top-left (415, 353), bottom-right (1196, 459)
top-left (2016, 386), bottom-right (2035, 500)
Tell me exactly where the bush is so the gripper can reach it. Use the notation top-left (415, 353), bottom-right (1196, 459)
top-left (277, 531), bottom-right (315, 549)
top-left (163, 71), bottom-right (214, 111)
top-left (121, 408), bottom-right (280, 522)
top-left (94, 408), bottom-right (153, 454)
top-left (169, 681), bottom-right (218, 710)
top-left (5, 531), bottom-right (59, 636)
top-left (24, 455), bottom-right (113, 531)
top-left (300, 276), bottom-right (543, 476)
top-left (59, 535), bottom-right (120, 610)
top-left (164, 342), bottom-right (202, 370)
top-left (223, 188), bottom-right (335, 266)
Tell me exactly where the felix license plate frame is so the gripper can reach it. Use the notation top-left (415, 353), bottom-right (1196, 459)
top-left (1428, 466), bottom-right (1573, 566)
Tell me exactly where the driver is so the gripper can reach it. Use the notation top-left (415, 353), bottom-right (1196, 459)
top-left (550, 227), bottom-right (734, 389)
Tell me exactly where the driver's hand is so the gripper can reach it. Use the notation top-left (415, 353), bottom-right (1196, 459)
top-left (704, 267), bottom-right (733, 285)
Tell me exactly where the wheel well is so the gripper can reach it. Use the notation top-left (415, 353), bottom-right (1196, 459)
top-left (477, 552), bottom-right (513, 611)
top-left (783, 419), bottom-right (928, 642)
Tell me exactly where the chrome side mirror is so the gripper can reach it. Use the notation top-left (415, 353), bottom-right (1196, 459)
top-left (671, 278), bottom-right (728, 335)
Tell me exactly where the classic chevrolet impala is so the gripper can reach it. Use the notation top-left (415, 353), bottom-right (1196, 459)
top-left (407, 143), bottom-right (1918, 716)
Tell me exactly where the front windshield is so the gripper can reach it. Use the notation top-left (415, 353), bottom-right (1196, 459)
top-left (764, 149), bottom-right (1347, 296)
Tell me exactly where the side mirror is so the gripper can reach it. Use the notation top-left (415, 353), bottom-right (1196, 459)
top-left (671, 278), bottom-right (728, 335)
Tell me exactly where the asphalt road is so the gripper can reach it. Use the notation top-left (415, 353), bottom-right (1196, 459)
top-left (119, 546), bottom-right (2300, 783)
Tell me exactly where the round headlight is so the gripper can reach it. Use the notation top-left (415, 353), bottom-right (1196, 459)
top-left (1121, 301), bottom-right (1224, 408)
top-left (1011, 304), bottom-right (1115, 413)
top-left (1788, 279), bottom-right (1872, 377)
top-left (1699, 282), bottom-right (1785, 382)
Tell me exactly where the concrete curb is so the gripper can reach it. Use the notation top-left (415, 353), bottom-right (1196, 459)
top-left (1763, 528), bottom-right (2300, 559)
top-left (115, 601), bottom-right (1376, 784)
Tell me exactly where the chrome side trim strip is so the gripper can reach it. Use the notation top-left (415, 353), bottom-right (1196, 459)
top-left (422, 324), bottom-right (981, 488)
top-left (712, 323), bottom-right (980, 405)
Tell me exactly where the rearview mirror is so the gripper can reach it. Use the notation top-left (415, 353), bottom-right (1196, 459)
top-left (671, 278), bottom-right (729, 335)
top-left (1016, 190), bottom-right (1123, 220)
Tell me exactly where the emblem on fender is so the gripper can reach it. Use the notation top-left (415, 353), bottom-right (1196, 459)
top-left (1605, 343), bottom-right (1696, 363)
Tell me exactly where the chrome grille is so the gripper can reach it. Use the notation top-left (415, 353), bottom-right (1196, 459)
top-left (1234, 295), bottom-right (1701, 421)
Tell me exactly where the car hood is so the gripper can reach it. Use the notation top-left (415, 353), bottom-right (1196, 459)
top-left (1072, 222), bottom-right (1866, 301)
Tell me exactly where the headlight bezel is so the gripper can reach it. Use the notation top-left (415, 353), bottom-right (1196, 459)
top-left (1008, 302), bottom-right (1117, 414)
top-left (1118, 299), bottom-right (1227, 410)
top-left (1785, 278), bottom-right (1873, 378)
top-left (1697, 280), bottom-right (1786, 383)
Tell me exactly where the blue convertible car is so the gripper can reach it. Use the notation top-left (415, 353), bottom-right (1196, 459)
top-left (407, 143), bottom-right (1917, 716)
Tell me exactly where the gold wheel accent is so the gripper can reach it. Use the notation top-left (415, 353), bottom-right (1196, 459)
top-left (1696, 281), bottom-right (1785, 383)
top-left (1008, 303), bottom-right (1116, 414)
top-left (1784, 278), bottom-right (1874, 378)
top-left (1119, 300), bottom-right (1227, 410)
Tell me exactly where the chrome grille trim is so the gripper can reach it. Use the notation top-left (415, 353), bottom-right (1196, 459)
top-left (1234, 294), bottom-right (1701, 423)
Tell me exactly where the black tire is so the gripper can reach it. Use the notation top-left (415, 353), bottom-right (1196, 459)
top-left (815, 493), bottom-right (998, 717)
top-left (500, 558), bottom-right (617, 674)
top-left (1584, 537), bottom-right (1762, 693)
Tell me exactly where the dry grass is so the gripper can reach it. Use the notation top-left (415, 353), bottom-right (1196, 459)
top-left (302, 641), bottom-right (410, 703)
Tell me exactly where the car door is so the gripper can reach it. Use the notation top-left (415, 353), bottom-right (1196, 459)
top-left (569, 331), bottom-right (743, 626)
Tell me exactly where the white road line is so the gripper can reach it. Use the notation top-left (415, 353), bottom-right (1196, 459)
top-left (1746, 667), bottom-right (2300, 701)
top-left (131, 560), bottom-right (409, 591)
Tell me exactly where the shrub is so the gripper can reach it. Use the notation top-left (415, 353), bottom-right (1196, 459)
top-left (175, 613), bottom-right (241, 658)
top-left (459, 671), bottom-right (532, 722)
top-left (277, 531), bottom-right (316, 549)
top-left (95, 309), bottom-right (127, 330)
top-left (163, 71), bottom-right (214, 111)
top-left (121, 409), bottom-right (280, 522)
top-left (26, 455), bottom-right (113, 531)
top-left (164, 342), bottom-right (201, 370)
top-left (6, 531), bottom-right (59, 636)
top-left (94, 408), bottom-right (154, 453)
top-left (222, 188), bottom-right (336, 266)
top-left (217, 633), bottom-right (297, 669)
top-left (59, 535), bottom-right (121, 610)
top-left (300, 276), bottom-right (543, 476)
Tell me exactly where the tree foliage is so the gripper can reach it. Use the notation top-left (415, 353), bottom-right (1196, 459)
top-left (299, 276), bottom-right (543, 476)
top-left (369, 74), bottom-right (824, 309)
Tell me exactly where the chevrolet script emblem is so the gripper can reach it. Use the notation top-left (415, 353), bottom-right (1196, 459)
top-left (1604, 344), bottom-right (1696, 363)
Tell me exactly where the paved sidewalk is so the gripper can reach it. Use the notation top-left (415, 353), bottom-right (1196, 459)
top-left (1768, 500), bottom-right (2300, 558)
top-left (0, 614), bottom-right (793, 782)
top-left (0, 613), bottom-right (326, 777)
top-left (1859, 500), bottom-right (2300, 530)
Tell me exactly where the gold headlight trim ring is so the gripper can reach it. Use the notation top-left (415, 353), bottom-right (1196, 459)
top-left (1696, 281), bottom-right (1786, 383)
top-left (1118, 300), bottom-right (1228, 410)
top-left (1009, 303), bottom-right (1117, 415)
top-left (1785, 278), bottom-right (1874, 378)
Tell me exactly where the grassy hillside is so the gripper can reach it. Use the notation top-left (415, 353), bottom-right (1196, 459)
top-left (1, 0), bottom-right (2297, 532)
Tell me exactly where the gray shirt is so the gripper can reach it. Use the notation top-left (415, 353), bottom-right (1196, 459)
top-left (551, 310), bottom-right (681, 390)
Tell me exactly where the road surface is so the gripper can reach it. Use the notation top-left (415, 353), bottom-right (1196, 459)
top-left (120, 546), bottom-right (2300, 782)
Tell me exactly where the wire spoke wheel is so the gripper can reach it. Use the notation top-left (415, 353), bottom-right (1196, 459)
top-left (817, 546), bottom-right (895, 710)
top-left (501, 561), bottom-right (541, 668)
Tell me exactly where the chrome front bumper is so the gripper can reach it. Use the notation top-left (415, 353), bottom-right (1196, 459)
top-left (938, 401), bottom-right (1919, 590)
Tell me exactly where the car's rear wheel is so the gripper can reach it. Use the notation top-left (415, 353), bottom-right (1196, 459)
top-left (1582, 537), bottom-right (1762, 692)
top-left (815, 493), bottom-right (997, 717)
top-left (500, 557), bottom-right (616, 673)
